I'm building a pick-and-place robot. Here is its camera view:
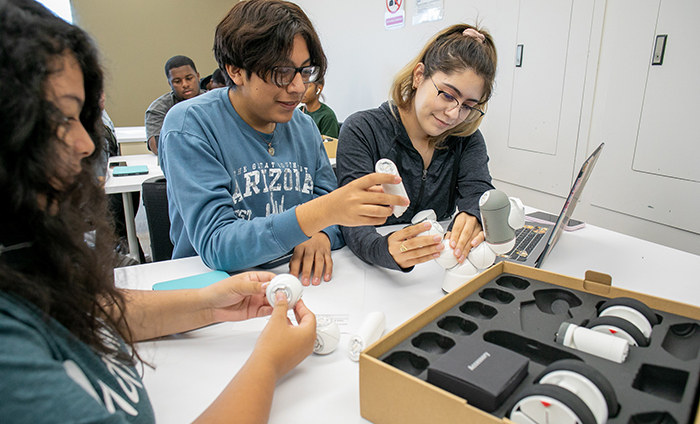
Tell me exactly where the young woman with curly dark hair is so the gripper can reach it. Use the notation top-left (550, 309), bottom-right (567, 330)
top-left (0, 1), bottom-right (316, 422)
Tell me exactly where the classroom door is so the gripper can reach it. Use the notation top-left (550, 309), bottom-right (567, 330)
top-left (586, 0), bottom-right (700, 233)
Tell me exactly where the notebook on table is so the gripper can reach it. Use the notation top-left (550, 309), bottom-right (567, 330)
top-left (495, 142), bottom-right (604, 268)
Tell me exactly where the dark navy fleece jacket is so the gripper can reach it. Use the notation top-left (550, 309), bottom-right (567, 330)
top-left (336, 101), bottom-right (494, 271)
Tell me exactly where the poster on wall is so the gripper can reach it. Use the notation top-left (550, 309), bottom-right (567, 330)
top-left (384, 0), bottom-right (405, 30)
top-left (412, 0), bottom-right (444, 25)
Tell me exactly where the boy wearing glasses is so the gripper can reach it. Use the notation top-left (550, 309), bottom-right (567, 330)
top-left (336, 25), bottom-right (497, 272)
top-left (159, 0), bottom-right (407, 285)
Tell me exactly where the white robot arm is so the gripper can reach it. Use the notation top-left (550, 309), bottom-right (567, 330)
top-left (436, 189), bottom-right (525, 293)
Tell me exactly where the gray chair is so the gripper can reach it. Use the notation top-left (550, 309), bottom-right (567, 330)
top-left (141, 176), bottom-right (174, 262)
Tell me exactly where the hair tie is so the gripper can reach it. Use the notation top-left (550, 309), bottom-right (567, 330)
top-left (463, 28), bottom-right (485, 43)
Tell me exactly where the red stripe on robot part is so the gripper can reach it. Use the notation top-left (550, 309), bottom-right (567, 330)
top-left (541, 401), bottom-right (551, 407)
top-left (609, 329), bottom-right (618, 334)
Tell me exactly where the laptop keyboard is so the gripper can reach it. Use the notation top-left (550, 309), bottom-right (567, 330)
top-left (500, 225), bottom-right (549, 262)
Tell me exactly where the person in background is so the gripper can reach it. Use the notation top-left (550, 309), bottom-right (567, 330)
top-left (336, 24), bottom-right (497, 271)
top-left (201, 69), bottom-right (227, 91)
top-left (0, 1), bottom-right (316, 422)
top-left (159, 0), bottom-right (408, 286)
top-left (301, 77), bottom-right (339, 138)
top-left (210, 68), bottom-right (227, 90)
top-left (145, 55), bottom-right (203, 154)
top-left (98, 92), bottom-right (145, 264)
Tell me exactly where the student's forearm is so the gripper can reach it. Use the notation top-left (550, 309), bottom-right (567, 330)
top-left (192, 354), bottom-right (277, 424)
top-left (117, 289), bottom-right (213, 342)
top-left (295, 195), bottom-right (335, 237)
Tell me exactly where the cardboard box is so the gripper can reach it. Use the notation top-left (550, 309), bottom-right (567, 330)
top-left (360, 261), bottom-right (700, 424)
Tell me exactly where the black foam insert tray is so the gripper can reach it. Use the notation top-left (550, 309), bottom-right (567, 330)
top-left (378, 273), bottom-right (700, 424)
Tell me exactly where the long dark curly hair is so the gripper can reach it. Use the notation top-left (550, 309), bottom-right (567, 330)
top-left (0, 0), bottom-right (132, 360)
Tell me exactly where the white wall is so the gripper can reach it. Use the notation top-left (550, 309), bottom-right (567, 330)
top-left (295, 0), bottom-right (500, 121)
top-left (294, 0), bottom-right (700, 257)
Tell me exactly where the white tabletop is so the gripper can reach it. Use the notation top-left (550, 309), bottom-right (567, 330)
top-left (115, 126), bottom-right (147, 144)
top-left (104, 154), bottom-right (162, 195)
top-left (114, 223), bottom-right (700, 424)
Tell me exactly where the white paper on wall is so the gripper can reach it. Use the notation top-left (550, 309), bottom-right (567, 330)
top-left (412, 0), bottom-right (444, 25)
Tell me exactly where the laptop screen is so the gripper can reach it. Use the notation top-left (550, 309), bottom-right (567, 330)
top-left (537, 142), bottom-right (605, 267)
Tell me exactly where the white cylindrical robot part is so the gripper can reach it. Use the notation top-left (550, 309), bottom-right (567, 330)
top-left (556, 322), bottom-right (629, 364)
top-left (417, 220), bottom-right (444, 238)
top-left (265, 274), bottom-right (303, 309)
top-left (508, 197), bottom-right (526, 229)
top-left (411, 209), bottom-right (437, 224)
top-left (314, 316), bottom-right (341, 355)
top-left (375, 159), bottom-right (408, 218)
top-left (435, 240), bottom-right (459, 269)
top-left (486, 238), bottom-right (517, 255)
top-left (348, 311), bottom-right (386, 361)
top-left (441, 260), bottom-right (478, 294)
top-left (467, 242), bottom-right (497, 269)
top-left (588, 324), bottom-right (639, 346)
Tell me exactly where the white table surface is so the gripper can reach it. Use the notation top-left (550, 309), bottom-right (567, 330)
top-left (104, 154), bottom-right (162, 195)
top-left (114, 223), bottom-right (700, 424)
top-left (115, 126), bottom-right (147, 144)
top-left (105, 154), bottom-right (162, 259)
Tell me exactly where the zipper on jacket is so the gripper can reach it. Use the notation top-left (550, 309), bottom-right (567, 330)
top-left (415, 168), bottom-right (428, 209)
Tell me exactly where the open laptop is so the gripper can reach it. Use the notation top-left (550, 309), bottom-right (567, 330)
top-left (495, 142), bottom-right (605, 268)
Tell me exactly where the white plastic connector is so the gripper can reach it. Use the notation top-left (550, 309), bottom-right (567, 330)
top-left (411, 209), bottom-right (437, 224)
top-left (417, 220), bottom-right (444, 238)
top-left (314, 316), bottom-right (341, 355)
top-left (467, 242), bottom-right (497, 269)
top-left (348, 312), bottom-right (386, 361)
top-left (441, 260), bottom-right (479, 294)
top-left (435, 240), bottom-right (459, 269)
top-left (265, 274), bottom-right (303, 310)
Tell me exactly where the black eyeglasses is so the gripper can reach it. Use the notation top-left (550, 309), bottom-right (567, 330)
top-left (429, 76), bottom-right (485, 123)
top-left (270, 65), bottom-right (320, 87)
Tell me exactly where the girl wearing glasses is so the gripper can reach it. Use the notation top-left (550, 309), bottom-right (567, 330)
top-left (159, 0), bottom-right (408, 286)
top-left (336, 24), bottom-right (497, 272)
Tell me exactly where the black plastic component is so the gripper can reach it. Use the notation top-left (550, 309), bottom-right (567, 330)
top-left (428, 339), bottom-right (529, 413)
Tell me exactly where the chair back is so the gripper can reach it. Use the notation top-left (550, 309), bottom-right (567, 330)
top-left (141, 176), bottom-right (174, 262)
